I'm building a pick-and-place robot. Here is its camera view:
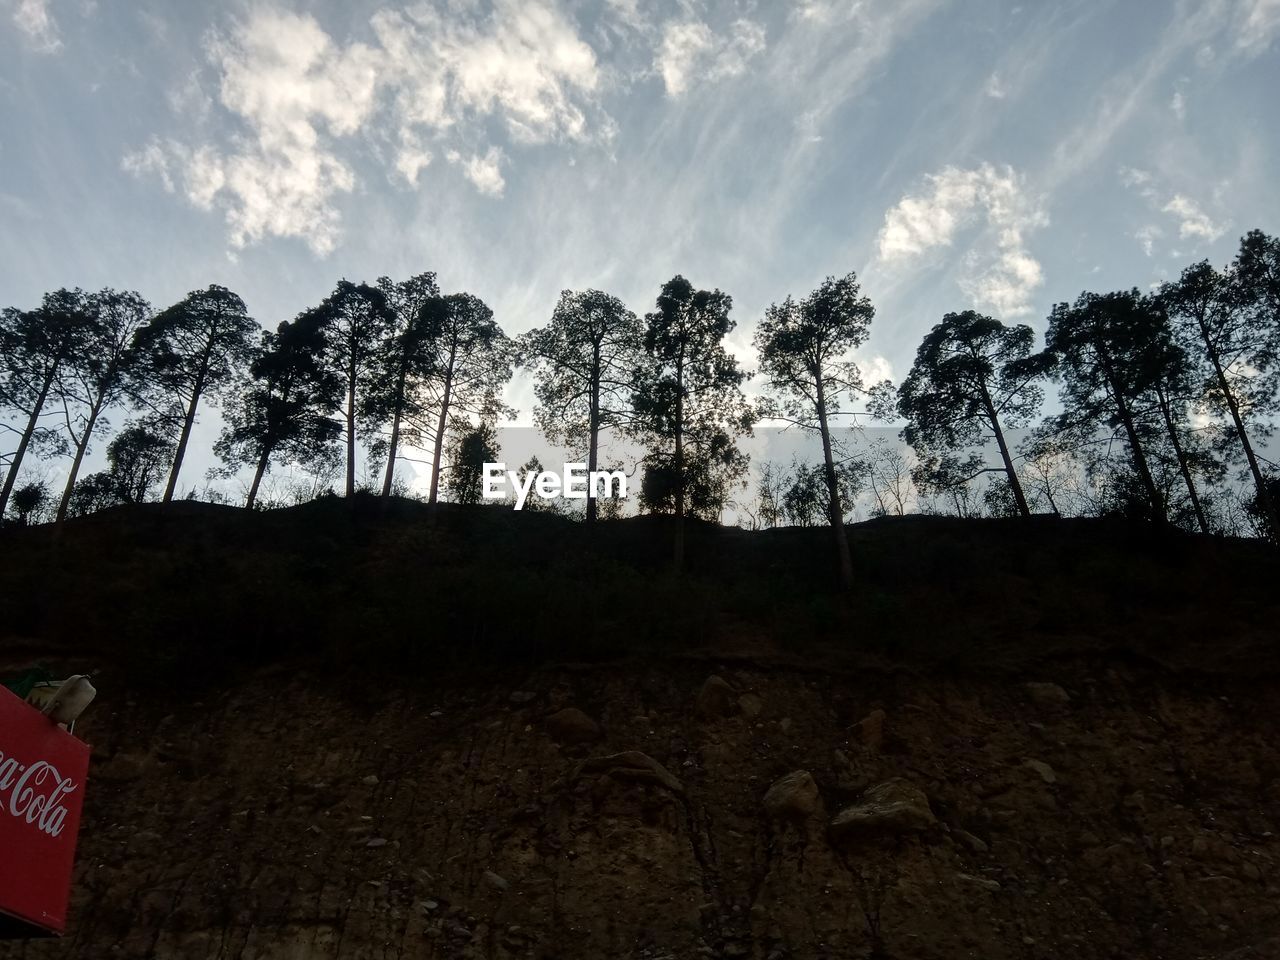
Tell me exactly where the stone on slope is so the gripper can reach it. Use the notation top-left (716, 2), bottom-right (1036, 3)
top-left (763, 770), bottom-right (820, 821)
top-left (545, 707), bottom-right (602, 744)
top-left (829, 779), bottom-right (936, 847)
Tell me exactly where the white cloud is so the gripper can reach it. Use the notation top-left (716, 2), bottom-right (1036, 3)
top-left (984, 73), bottom-right (1007, 99)
top-left (1162, 193), bottom-right (1226, 241)
top-left (447, 146), bottom-right (506, 197)
top-left (126, 1), bottom-right (609, 255)
top-left (121, 138), bottom-right (174, 193)
top-left (1170, 89), bottom-right (1186, 121)
top-left (12, 0), bottom-right (61, 52)
top-left (656, 18), bottom-right (766, 97)
top-left (877, 164), bottom-right (1049, 317)
top-left (1121, 169), bottom-right (1227, 246)
top-left (1234, 0), bottom-right (1280, 55)
top-left (1135, 224), bottom-right (1163, 256)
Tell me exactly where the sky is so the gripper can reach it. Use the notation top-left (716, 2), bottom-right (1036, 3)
top-left (2, 0), bottom-right (1278, 495)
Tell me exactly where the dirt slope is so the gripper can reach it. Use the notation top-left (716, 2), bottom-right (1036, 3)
top-left (2, 507), bottom-right (1279, 958)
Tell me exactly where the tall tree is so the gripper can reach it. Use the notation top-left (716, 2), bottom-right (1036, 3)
top-left (133, 285), bottom-right (257, 503)
top-left (0, 291), bottom-right (86, 517)
top-left (897, 311), bottom-right (1041, 517)
top-left (521, 289), bottom-right (643, 524)
top-left (633, 276), bottom-right (753, 569)
top-left (1042, 290), bottom-right (1168, 524)
top-left (311, 281), bottom-right (395, 498)
top-left (367, 272), bottom-right (441, 498)
top-left (215, 311), bottom-right (343, 509)
top-left (416, 292), bottom-right (511, 505)
top-left (51, 289), bottom-right (152, 521)
top-left (753, 273), bottom-right (881, 590)
top-left (1163, 234), bottom-right (1280, 537)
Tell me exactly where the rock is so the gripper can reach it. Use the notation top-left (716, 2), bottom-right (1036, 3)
top-left (957, 872), bottom-right (1001, 892)
top-left (779, 717), bottom-right (793, 734)
top-left (1023, 759), bottom-right (1057, 784)
top-left (544, 707), bottom-right (601, 744)
top-left (423, 900), bottom-right (440, 912)
top-left (763, 770), bottom-right (820, 820)
top-left (366, 837), bottom-right (388, 848)
top-left (575, 751), bottom-right (685, 795)
top-left (829, 779), bottom-right (936, 847)
top-left (361, 774), bottom-right (379, 786)
top-left (697, 675), bottom-right (738, 718)
top-left (738, 692), bottom-right (764, 718)
top-left (855, 709), bottom-right (886, 751)
top-left (1025, 682), bottom-right (1071, 705)
top-left (509, 690), bottom-right (537, 705)
top-left (955, 828), bottom-right (989, 854)
top-left (483, 870), bottom-right (509, 892)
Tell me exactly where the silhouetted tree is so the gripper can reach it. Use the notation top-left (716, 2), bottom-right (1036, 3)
top-left (0, 291), bottom-right (86, 517)
top-left (106, 424), bottom-right (174, 504)
top-left (133, 285), bottom-right (256, 503)
top-left (367, 272), bottom-right (441, 498)
top-left (9, 480), bottom-right (48, 526)
top-left (897, 311), bottom-right (1041, 517)
top-left (444, 421), bottom-right (500, 505)
top-left (51, 289), bottom-right (151, 521)
top-left (633, 276), bottom-right (753, 568)
top-left (418, 293), bottom-right (510, 506)
top-left (67, 472), bottom-right (124, 518)
top-left (521, 289), bottom-right (643, 524)
top-left (1162, 237), bottom-right (1279, 537)
top-left (216, 310), bottom-right (343, 509)
top-left (754, 273), bottom-right (882, 590)
top-left (1042, 290), bottom-right (1167, 524)
top-left (309, 281), bottom-right (395, 498)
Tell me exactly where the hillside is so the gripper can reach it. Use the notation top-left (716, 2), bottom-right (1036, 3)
top-left (2, 507), bottom-right (1280, 959)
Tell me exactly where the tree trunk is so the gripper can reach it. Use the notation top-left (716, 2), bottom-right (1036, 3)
top-left (55, 399), bottom-right (105, 522)
top-left (1155, 385), bottom-right (1208, 534)
top-left (673, 348), bottom-right (685, 572)
top-left (246, 444), bottom-right (272, 510)
top-left (428, 369), bottom-right (455, 506)
top-left (344, 362), bottom-right (357, 500)
top-left (1097, 347), bottom-right (1163, 523)
top-left (980, 383), bottom-right (1030, 517)
top-left (0, 369), bottom-right (54, 518)
top-left (163, 379), bottom-right (204, 504)
top-left (585, 342), bottom-right (601, 526)
top-left (1196, 315), bottom-right (1279, 538)
top-left (815, 375), bottom-right (854, 591)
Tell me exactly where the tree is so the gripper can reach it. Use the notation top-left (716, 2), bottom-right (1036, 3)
top-left (9, 480), bottom-right (48, 526)
top-left (366, 272), bottom-right (441, 498)
top-left (67, 472), bottom-right (124, 518)
top-left (897, 311), bottom-right (1042, 517)
top-left (51, 289), bottom-right (152, 521)
top-left (1041, 290), bottom-right (1168, 524)
top-left (521, 289), bottom-right (643, 524)
top-left (754, 273), bottom-right (882, 590)
top-left (0, 291), bottom-right (86, 518)
top-left (633, 276), bottom-right (753, 569)
top-left (417, 293), bottom-right (511, 506)
top-left (106, 424), bottom-right (174, 504)
top-left (304, 281), bottom-right (395, 498)
top-left (133, 285), bottom-right (257, 503)
top-left (1162, 237), bottom-right (1279, 537)
top-left (443, 421), bottom-right (499, 505)
top-left (216, 311), bottom-right (343, 509)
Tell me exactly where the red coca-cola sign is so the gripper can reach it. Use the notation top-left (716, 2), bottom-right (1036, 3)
top-left (0, 685), bottom-right (90, 937)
